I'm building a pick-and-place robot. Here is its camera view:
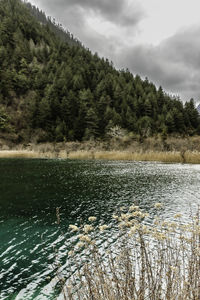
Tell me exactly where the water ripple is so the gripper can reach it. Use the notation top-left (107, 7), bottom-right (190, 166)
top-left (0, 159), bottom-right (199, 299)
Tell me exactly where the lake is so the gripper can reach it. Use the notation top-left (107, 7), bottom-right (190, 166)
top-left (0, 158), bottom-right (199, 299)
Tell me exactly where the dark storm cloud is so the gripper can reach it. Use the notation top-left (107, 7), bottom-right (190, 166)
top-left (40, 0), bottom-right (144, 27)
top-left (119, 26), bottom-right (200, 101)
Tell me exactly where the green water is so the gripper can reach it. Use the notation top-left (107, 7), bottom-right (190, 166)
top-left (0, 158), bottom-right (199, 299)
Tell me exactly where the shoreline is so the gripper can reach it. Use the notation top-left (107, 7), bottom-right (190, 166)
top-left (1, 149), bottom-right (200, 164)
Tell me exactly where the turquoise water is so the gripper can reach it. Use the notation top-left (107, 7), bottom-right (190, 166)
top-left (0, 159), bottom-right (199, 299)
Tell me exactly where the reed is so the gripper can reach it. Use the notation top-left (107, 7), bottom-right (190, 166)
top-left (95, 151), bottom-right (183, 162)
top-left (68, 150), bottom-right (95, 160)
top-left (64, 150), bottom-right (200, 164)
top-left (185, 151), bottom-right (200, 164)
top-left (1, 149), bottom-right (200, 164)
top-left (57, 205), bottom-right (200, 300)
top-left (0, 150), bottom-right (40, 159)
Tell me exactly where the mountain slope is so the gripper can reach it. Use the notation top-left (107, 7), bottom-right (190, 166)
top-left (25, 1), bottom-right (82, 47)
top-left (0, 0), bottom-right (199, 144)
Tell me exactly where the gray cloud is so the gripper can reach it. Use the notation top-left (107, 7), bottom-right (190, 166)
top-left (30, 0), bottom-right (200, 102)
top-left (31, 0), bottom-right (144, 64)
top-left (39, 0), bottom-right (144, 27)
top-left (118, 26), bottom-right (200, 102)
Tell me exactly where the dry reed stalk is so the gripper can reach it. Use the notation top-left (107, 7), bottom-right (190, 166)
top-left (68, 151), bottom-right (93, 160)
top-left (56, 205), bottom-right (200, 300)
top-left (185, 151), bottom-right (200, 164)
top-left (1, 149), bottom-right (200, 164)
top-left (0, 150), bottom-right (40, 158)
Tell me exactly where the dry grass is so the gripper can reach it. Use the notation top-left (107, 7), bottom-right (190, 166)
top-left (94, 151), bottom-right (183, 163)
top-left (0, 150), bottom-right (40, 159)
top-left (1, 136), bottom-right (200, 163)
top-left (0, 150), bottom-right (60, 159)
top-left (1, 134), bottom-right (200, 161)
top-left (56, 149), bottom-right (200, 164)
top-left (67, 150), bottom-right (95, 160)
top-left (57, 205), bottom-right (200, 300)
top-left (185, 151), bottom-right (200, 164)
top-left (1, 149), bottom-right (200, 163)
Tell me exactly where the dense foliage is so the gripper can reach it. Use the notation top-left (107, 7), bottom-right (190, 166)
top-left (0, 0), bottom-right (199, 143)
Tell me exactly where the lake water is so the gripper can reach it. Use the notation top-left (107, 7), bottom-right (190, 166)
top-left (0, 158), bottom-right (199, 299)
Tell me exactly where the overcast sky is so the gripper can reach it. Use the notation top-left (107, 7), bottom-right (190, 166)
top-left (29, 0), bottom-right (200, 102)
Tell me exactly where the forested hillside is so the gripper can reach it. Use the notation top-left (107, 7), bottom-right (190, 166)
top-left (25, 2), bottom-right (82, 47)
top-left (0, 0), bottom-right (199, 144)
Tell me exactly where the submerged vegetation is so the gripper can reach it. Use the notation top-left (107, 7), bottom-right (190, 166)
top-left (54, 205), bottom-right (200, 299)
top-left (0, 0), bottom-right (200, 146)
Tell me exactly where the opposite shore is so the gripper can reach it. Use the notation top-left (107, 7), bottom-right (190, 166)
top-left (1, 136), bottom-right (200, 163)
